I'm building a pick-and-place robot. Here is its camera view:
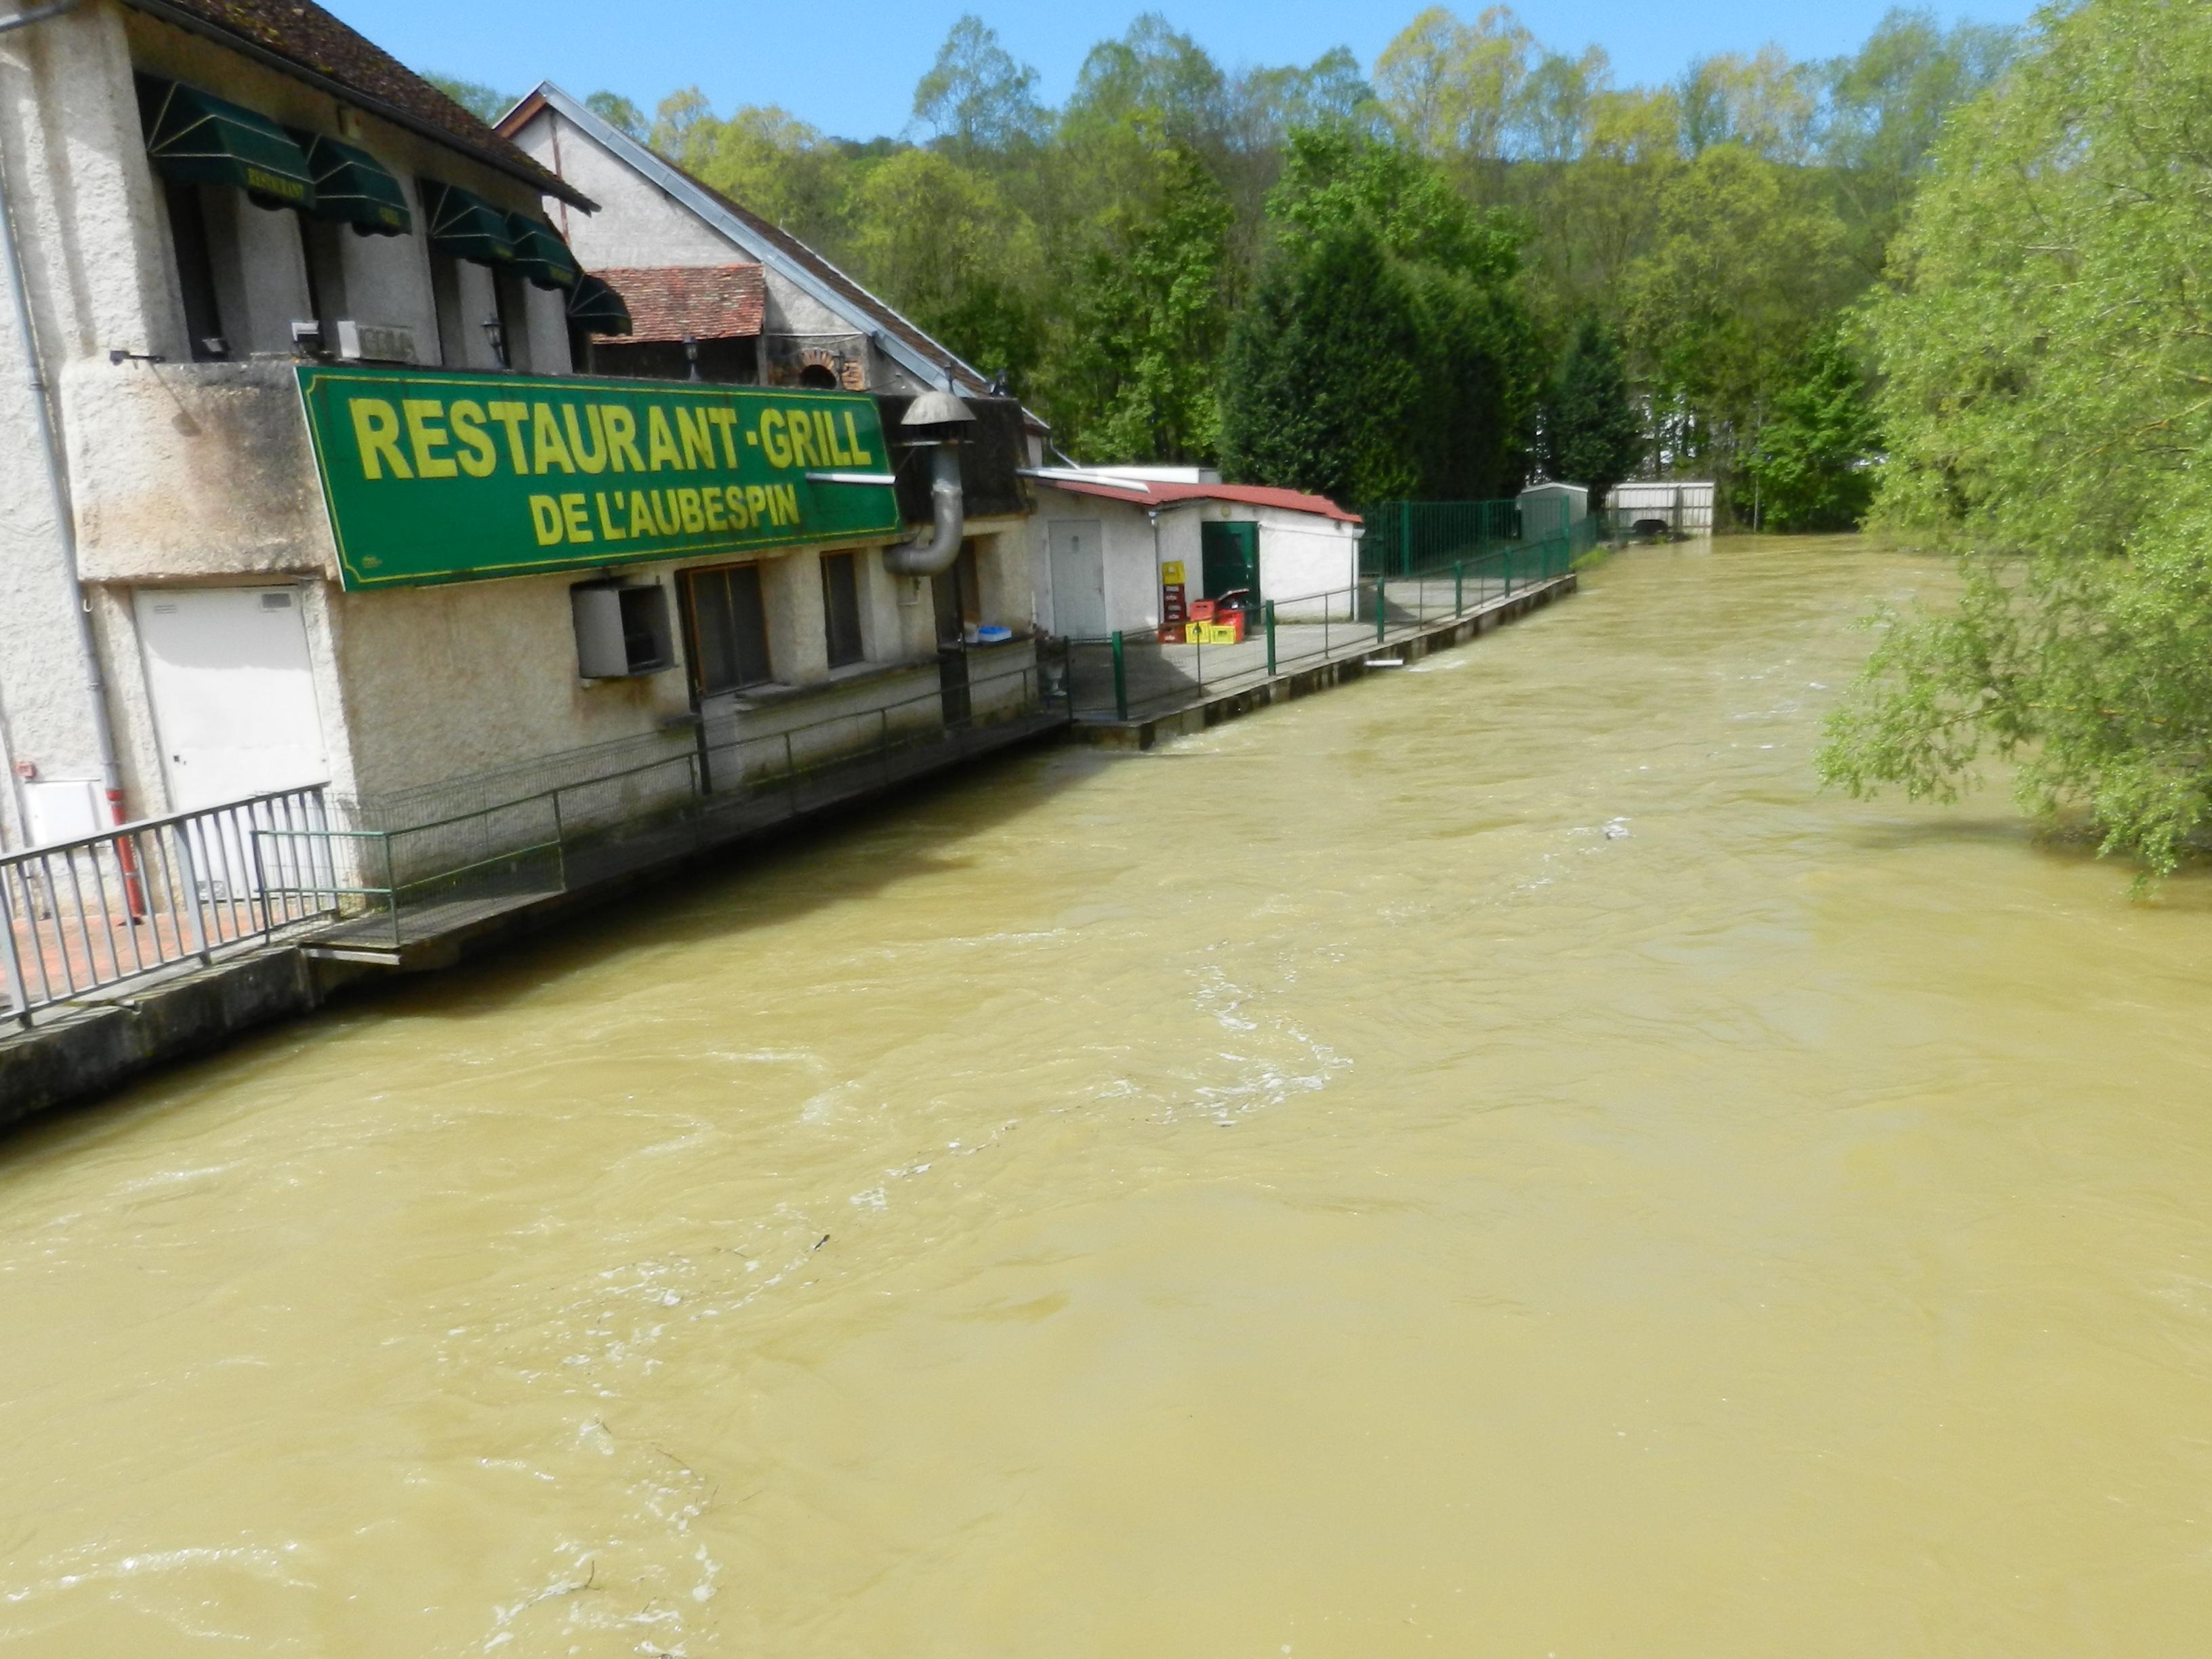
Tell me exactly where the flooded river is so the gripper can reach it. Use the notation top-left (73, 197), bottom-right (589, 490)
top-left (5, 535), bottom-right (2211, 1656)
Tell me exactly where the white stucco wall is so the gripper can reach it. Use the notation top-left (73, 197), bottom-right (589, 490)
top-left (1027, 491), bottom-right (1164, 638)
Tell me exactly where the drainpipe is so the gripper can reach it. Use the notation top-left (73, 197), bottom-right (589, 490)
top-left (1, 0), bottom-right (128, 837)
top-left (880, 388), bottom-right (976, 579)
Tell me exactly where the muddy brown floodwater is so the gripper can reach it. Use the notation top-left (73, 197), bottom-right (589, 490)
top-left (5, 536), bottom-right (2211, 1656)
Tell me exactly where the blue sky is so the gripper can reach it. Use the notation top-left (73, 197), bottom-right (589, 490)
top-left (327, 0), bottom-right (2046, 139)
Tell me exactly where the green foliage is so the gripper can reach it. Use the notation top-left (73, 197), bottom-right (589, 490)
top-left (1627, 145), bottom-right (1849, 495)
top-left (584, 91), bottom-right (644, 139)
top-left (1538, 316), bottom-right (1641, 508)
top-left (1742, 331), bottom-right (1879, 531)
top-left (425, 75), bottom-right (516, 125)
top-left (1221, 129), bottom-right (1533, 500)
top-left (1050, 144), bottom-right (1233, 462)
top-left (1220, 218), bottom-right (1428, 501)
top-left (912, 16), bottom-right (1046, 154)
top-left (1818, 0), bottom-right (2212, 874)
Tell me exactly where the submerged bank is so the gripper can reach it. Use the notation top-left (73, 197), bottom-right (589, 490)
top-left (4, 535), bottom-right (2210, 1655)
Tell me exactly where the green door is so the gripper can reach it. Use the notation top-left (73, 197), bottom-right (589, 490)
top-left (1200, 520), bottom-right (1260, 602)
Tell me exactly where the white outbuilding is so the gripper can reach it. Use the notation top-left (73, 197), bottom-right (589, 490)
top-left (1025, 470), bottom-right (1364, 639)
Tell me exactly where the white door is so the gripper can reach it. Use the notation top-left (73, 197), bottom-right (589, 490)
top-left (134, 587), bottom-right (328, 811)
top-left (1048, 520), bottom-right (1109, 638)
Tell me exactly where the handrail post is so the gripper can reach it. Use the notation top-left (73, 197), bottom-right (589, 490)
top-left (1110, 630), bottom-right (1128, 722)
top-left (1454, 560), bottom-right (1464, 616)
top-left (1504, 548), bottom-right (1515, 598)
top-left (1264, 600), bottom-right (1277, 677)
top-left (173, 821), bottom-right (211, 964)
top-left (1375, 575), bottom-right (1387, 643)
top-left (384, 832), bottom-right (399, 951)
top-left (0, 868), bottom-right (29, 1025)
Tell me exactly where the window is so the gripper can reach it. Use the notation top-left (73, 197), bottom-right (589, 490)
top-left (571, 581), bottom-right (673, 678)
top-left (821, 552), bottom-right (864, 668)
top-left (687, 563), bottom-right (771, 693)
top-left (493, 271), bottom-right (530, 372)
top-left (163, 180), bottom-right (227, 360)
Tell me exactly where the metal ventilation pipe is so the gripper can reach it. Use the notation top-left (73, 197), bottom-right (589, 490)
top-left (882, 388), bottom-right (975, 578)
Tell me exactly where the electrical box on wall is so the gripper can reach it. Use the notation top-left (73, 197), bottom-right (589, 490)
top-left (572, 581), bottom-right (675, 679)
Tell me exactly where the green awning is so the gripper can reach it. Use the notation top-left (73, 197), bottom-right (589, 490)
top-left (137, 75), bottom-right (315, 212)
top-left (506, 213), bottom-right (579, 291)
top-left (423, 181), bottom-right (515, 266)
top-left (567, 272), bottom-right (632, 335)
top-left (292, 131), bottom-right (411, 237)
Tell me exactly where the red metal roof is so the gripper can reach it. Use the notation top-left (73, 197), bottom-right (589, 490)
top-left (594, 266), bottom-right (766, 342)
top-left (1039, 476), bottom-right (1361, 525)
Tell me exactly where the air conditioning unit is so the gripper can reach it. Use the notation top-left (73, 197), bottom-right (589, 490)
top-left (572, 580), bottom-right (675, 679)
top-left (334, 320), bottom-right (417, 365)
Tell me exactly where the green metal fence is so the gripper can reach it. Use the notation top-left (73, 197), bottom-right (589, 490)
top-left (1064, 529), bottom-right (1582, 722)
top-left (1357, 495), bottom-right (1577, 579)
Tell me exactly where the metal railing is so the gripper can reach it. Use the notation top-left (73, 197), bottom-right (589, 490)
top-left (1355, 495), bottom-right (1584, 579)
top-left (1064, 529), bottom-right (1586, 722)
top-left (255, 656), bottom-right (1064, 953)
top-left (1, 785), bottom-right (337, 1026)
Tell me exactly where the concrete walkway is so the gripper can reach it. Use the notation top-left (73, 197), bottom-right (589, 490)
top-left (1069, 573), bottom-right (1576, 748)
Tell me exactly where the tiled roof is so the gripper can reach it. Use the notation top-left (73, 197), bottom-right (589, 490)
top-left (123, 0), bottom-right (590, 208)
top-left (593, 266), bottom-right (766, 342)
top-left (1037, 474), bottom-right (1362, 525)
top-left (497, 85), bottom-right (1049, 431)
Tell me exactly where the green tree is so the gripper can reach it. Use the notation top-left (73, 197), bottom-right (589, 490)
top-left (1818, 0), bottom-right (2212, 875)
top-left (1741, 331), bottom-right (1879, 531)
top-left (1053, 144), bottom-right (1233, 463)
top-left (913, 16), bottom-right (1046, 155)
top-left (585, 91), bottom-right (645, 138)
top-left (1221, 128), bottom-right (1535, 501)
top-left (1219, 218), bottom-right (1427, 502)
top-left (1538, 316), bottom-right (1642, 508)
top-left (426, 74), bottom-right (515, 125)
top-left (848, 149), bottom-right (1042, 387)
top-left (692, 106), bottom-right (849, 247)
top-left (1626, 144), bottom-right (1851, 503)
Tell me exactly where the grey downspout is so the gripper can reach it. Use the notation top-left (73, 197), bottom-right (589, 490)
top-left (0, 0), bottom-right (129, 840)
top-left (881, 443), bottom-right (966, 577)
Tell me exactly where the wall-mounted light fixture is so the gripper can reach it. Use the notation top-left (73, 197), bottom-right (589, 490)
top-left (480, 315), bottom-right (507, 370)
top-left (682, 333), bottom-right (701, 382)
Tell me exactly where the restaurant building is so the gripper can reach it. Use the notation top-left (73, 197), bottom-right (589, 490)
top-left (0, 0), bottom-right (1051, 882)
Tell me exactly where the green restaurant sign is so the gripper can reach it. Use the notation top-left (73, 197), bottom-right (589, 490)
top-left (295, 365), bottom-right (903, 590)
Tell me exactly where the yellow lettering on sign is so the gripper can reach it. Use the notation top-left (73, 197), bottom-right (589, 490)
top-left (531, 404), bottom-right (575, 474)
top-left (560, 493), bottom-right (593, 543)
top-left (676, 408), bottom-right (716, 471)
top-left (744, 484), bottom-right (769, 525)
top-left (349, 398), bottom-right (410, 480)
top-left (706, 407), bottom-right (740, 467)
top-left (676, 488), bottom-right (705, 534)
top-left (449, 400), bottom-right (497, 478)
top-left (783, 408), bottom-right (817, 469)
top-left (758, 409), bottom-right (790, 469)
top-left (627, 491), bottom-right (655, 538)
top-left (402, 398), bottom-right (457, 479)
top-left (563, 405), bottom-right (608, 474)
top-left (602, 405), bottom-right (644, 473)
top-left (778, 483), bottom-right (800, 525)
top-left (485, 402), bottom-right (530, 473)
top-left (646, 407), bottom-right (682, 472)
top-left (653, 489), bottom-right (680, 536)
top-left (703, 486), bottom-right (726, 531)
top-left (594, 491), bottom-right (626, 539)
top-left (529, 494), bottom-right (562, 546)
top-left (815, 409), bottom-right (844, 467)
top-left (841, 411), bottom-right (874, 466)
